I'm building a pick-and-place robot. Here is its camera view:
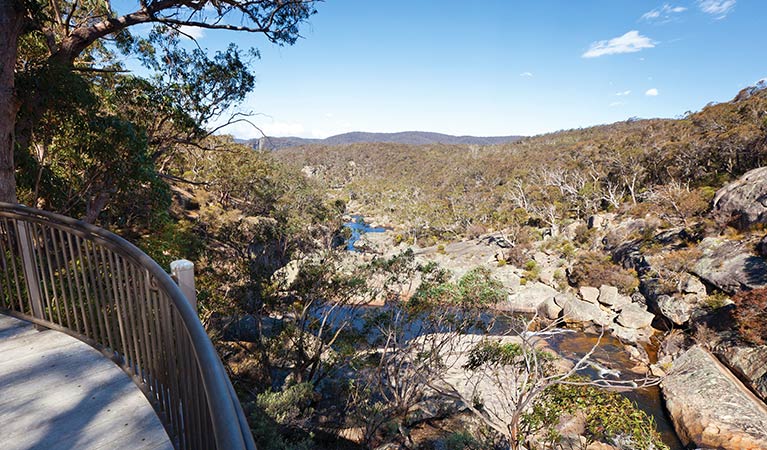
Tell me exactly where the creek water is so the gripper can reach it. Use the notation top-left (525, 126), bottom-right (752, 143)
top-left (544, 332), bottom-right (684, 450)
top-left (343, 215), bottom-right (386, 252)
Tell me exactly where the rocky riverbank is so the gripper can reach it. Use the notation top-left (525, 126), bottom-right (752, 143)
top-left (335, 167), bottom-right (767, 449)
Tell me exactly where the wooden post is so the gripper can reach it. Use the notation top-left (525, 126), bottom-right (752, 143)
top-left (16, 221), bottom-right (45, 324)
top-left (170, 259), bottom-right (196, 313)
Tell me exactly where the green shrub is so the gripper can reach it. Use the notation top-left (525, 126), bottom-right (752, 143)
top-left (256, 382), bottom-right (316, 427)
top-left (444, 431), bottom-right (483, 450)
top-left (527, 382), bottom-right (668, 450)
top-left (522, 260), bottom-right (542, 282)
top-left (457, 267), bottom-right (506, 306)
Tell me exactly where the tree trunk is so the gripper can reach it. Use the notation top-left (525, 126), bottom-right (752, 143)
top-left (0, 0), bottom-right (24, 203)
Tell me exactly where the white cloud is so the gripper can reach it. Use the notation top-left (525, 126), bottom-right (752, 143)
top-left (641, 4), bottom-right (687, 22)
top-left (177, 25), bottom-right (205, 40)
top-left (519, 72), bottom-right (534, 77)
top-left (615, 90), bottom-right (632, 96)
top-left (610, 101), bottom-right (625, 107)
top-left (582, 31), bottom-right (656, 58)
top-left (698, 0), bottom-right (736, 18)
top-left (645, 88), bottom-right (659, 96)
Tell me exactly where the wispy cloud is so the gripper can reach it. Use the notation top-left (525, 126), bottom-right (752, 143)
top-left (177, 25), bottom-right (205, 40)
top-left (698, 0), bottom-right (736, 18)
top-left (519, 72), bottom-right (534, 78)
top-left (645, 88), bottom-right (659, 96)
top-left (610, 101), bottom-right (625, 107)
top-left (641, 4), bottom-right (687, 22)
top-left (615, 90), bottom-right (632, 96)
top-left (582, 31), bottom-right (656, 58)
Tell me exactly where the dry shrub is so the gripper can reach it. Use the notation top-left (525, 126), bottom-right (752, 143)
top-left (732, 288), bottom-right (767, 345)
top-left (656, 247), bottom-right (703, 274)
top-left (569, 251), bottom-right (639, 294)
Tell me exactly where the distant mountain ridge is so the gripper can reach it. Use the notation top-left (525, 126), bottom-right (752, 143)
top-left (241, 131), bottom-right (524, 150)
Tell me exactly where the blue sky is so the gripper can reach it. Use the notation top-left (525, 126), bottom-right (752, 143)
top-left (161, 1), bottom-right (766, 139)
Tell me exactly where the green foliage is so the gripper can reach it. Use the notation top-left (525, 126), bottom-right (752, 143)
top-left (527, 382), bottom-right (668, 450)
top-left (256, 383), bottom-right (317, 427)
top-left (522, 260), bottom-right (541, 282)
top-left (136, 219), bottom-right (202, 270)
top-left (457, 267), bottom-right (506, 306)
top-left (444, 431), bottom-right (483, 450)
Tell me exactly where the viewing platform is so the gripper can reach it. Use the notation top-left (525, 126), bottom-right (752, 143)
top-left (0, 314), bottom-right (171, 449)
top-left (0, 204), bottom-right (256, 450)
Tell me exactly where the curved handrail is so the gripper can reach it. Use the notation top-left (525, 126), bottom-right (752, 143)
top-left (0, 203), bottom-right (256, 450)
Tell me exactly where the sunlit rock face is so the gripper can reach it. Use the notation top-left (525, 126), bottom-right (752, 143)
top-left (662, 345), bottom-right (767, 449)
top-left (713, 166), bottom-right (767, 230)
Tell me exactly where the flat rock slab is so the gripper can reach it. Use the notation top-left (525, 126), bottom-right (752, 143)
top-left (662, 344), bottom-right (767, 449)
top-left (0, 314), bottom-right (172, 450)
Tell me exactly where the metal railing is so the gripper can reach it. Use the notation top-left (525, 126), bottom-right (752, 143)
top-left (0, 203), bottom-right (256, 450)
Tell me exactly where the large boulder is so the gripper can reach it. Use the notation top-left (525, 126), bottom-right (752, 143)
top-left (537, 297), bottom-right (563, 320)
top-left (662, 345), bottom-right (767, 449)
top-left (505, 282), bottom-right (558, 313)
top-left (615, 303), bottom-right (655, 329)
top-left (692, 237), bottom-right (767, 294)
top-left (556, 294), bottom-right (614, 327)
top-left (579, 286), bottom-right (600, 304)
top-left (713, 166), bottom-right (767, 229)
top-left (598, 285), bottom-right (631, 309)
top-left (656, 294), bottom-right (699, 326)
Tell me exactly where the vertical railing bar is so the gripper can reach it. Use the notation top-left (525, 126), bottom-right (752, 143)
top-left (15, 221), bottom-right (45, 320)
top-left (109, 251), bottom-right (134, 371)
top-left (162, 297), bottom-right (183, 446)
top-left (37, 223), bottom-right (61, 325)
top-left (60, 228), bottom-right (84, 334)
top-left (145, 281), bottom-right (162, 409)
top-left (177, 314), bottom-right (192, 450)
top-left (27, 222), bottom-right (54, 322)
top-left (102, 246), bottom-right (127, 361)
top-left (0, 219), bottom-right (17, 310)
top-left (152, 286), bottom-right (171, 422)
top-left (53, 227), bottom-right (78, 333)
top-left (71, 234), bottom-right (94, 340)
top-left (123, 260), bottom-right (145, 382)
top-left (5, 220), bottom-right (25, 312)
top-left (186, 335), bottom-right (200, 450)
top-left (194, 359), bottom-right (206, 450)
top-left (83, 239), bottom-right (112, 351)
top-left (134, 265), bottom-right (156, 392)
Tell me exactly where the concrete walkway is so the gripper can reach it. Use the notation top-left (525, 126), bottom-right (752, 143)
top-left (0, 314), bottom-right (173, 450)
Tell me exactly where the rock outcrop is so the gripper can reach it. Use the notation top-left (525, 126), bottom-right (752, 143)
top-left (713, 166), bottom-right (767, 229)
top-left (662, 345), bottom-right (767, 449)
top-left (715, 344), bottom-right (767, 401)
top-left (693, 237), bottom-right (767, 294)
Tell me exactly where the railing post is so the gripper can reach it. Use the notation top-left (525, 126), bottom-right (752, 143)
top-left (16, 221), bottom-right (45, 323)
top-left (170, 259), bottom-right (197, 313)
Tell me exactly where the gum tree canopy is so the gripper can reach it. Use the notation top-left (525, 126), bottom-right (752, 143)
top-left (0, 0), bottom-right (317, 203)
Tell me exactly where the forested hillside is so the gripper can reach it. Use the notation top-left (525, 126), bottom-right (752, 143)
top-left (275, 85), bottom-right (767, 245)
top-left (245, 131), bottom-right (523, 151)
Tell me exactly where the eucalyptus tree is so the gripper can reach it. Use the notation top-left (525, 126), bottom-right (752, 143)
top-left (0, 0), bottom-right (317, 203)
